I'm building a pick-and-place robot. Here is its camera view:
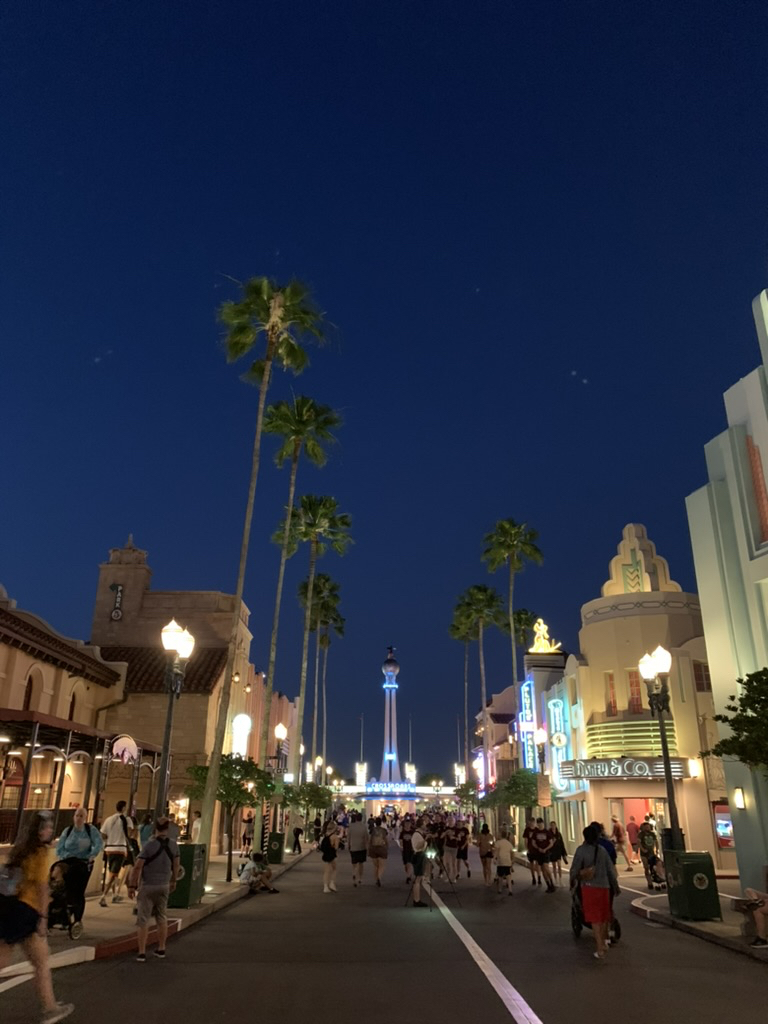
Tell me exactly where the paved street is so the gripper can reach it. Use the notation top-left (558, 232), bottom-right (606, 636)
top-left (2, 846), bottom-right (766, 1024)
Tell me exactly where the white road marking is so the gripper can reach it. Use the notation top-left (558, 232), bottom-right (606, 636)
top-left (427, 886), bottom-right (544, 1024)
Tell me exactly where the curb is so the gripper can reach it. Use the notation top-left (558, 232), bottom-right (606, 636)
top-left (629, 895), bottom-right (768, 963)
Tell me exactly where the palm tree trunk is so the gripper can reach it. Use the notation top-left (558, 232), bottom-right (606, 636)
top-left (509, 561), bottom-right (517, 684)
top-left (477, 619), bottom-right (490, 792)
top-left (258, 451), bottom-right (300, 771)
top-left (293, 539), bottom-right (318, 779)
top-left (311, 632), bottom-right (320, 766)
top-left (198, 334), bottom-right (276, 865)
top-left (463, 639), bottom-right (469, 778)
top-left (321, 631), bottom-right (329, 765)
top-left (225, 805), bottom-right (234, 883)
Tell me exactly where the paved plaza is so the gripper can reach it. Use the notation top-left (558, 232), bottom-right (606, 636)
top-left (2, 844), bottom-right (766, 1024)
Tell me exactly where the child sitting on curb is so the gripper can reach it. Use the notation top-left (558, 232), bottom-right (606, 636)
top-left (238, 852), bottom-right (279, 894)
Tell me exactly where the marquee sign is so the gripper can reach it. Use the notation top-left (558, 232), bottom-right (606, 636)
top-left (518, 679), bottom-right (536, 771)
top-left (366, 781), bottom-right (415, 794)
top-left (559, 757), bottom-right (688, 781)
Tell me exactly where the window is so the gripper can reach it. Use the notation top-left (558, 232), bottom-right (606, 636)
top-left (605, 672), bottom-right (617, 717)
top-left (693, 662), bottom-right (712, 693)
top-left (68, 693), bottom-right (77, 721)
top-left (23, 678), bottom-right (33, 711)
top-left (628, 670), bottom-right (644, 713)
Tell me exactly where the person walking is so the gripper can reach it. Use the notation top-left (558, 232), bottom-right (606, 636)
top-left (347, 812), bottom-right (368, 887)
top-left (139, 814), bottom-right (155, 846)
top-left (741, 888), bottom-right (768, 948)
top-left (399, 816), bottom-right (415, 883)
top-left (442, 820), bottom-right (459, 882)
top-left (477, 823), bottom-right (495, 886)
top-left (127, 816), bottom-right (179, 962)
top-left (99, 799), bottom-right (135, 906)
top-left (522, 817), bottom-right (540, 886)
top-left (611, 816), bottom-right (633, 870)
top-left (456, 823), bottom-right (471, 879)
top-left (410, 820), bottom-right (429, 907)
top-left (546, 820), bottom-right (567, 885)
top-left (292, 824), bottom-right (304, 854)
top-left (320, 821), bottom-right (340, 893)
top-left (494, 829), bottom-right (515, 895)
top-left (54, 807), bottom-right (103, 925)
top-left (0, 810), bottom-right (74, 1023)
top-left (569, 824), bottom-right (619, 961)
top-left (626, 815), bottom-right (640, 863)
top-left (241, 812), bottom-right (254, 857)
top-left (190, 810), bottom-right (202, 844)
top-left (368, 817), bottom-right (389, 886)
top-left (530, 818), bottom-right (556, 893)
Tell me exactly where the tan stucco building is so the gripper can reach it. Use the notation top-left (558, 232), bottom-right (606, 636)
top-left (529, 525), bottom-right (733, 868)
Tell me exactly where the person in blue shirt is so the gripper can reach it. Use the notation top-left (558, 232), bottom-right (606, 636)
top-left (589, 821), bottom-right (618, 865)
top-left (139, 815), bottom-right (154, 846)
top-left (55, 808), bottom-right (103, 923)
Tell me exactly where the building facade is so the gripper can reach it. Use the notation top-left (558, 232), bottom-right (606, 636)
top-left (531, 525), bottom-right (732, 866)
top-left (686, 290), bottom-right (768, 888)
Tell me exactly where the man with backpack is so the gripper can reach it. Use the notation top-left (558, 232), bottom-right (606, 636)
top-left (126, 816), bottom-right (179, 962)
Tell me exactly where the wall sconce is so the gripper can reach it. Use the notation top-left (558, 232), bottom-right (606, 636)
top-left (734, 787), bottom-right (746, 809)
top-left (687, 759), bottom-right (701, 779)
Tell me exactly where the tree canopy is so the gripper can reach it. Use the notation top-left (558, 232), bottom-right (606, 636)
top-left (703, 668), bottom-right (768, 774)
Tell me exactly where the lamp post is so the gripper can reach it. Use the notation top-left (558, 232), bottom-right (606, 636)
top-left (154, 620), bottom-right (195, 821)
top-left (534, 727), bottom-right (548, 774)
top-left (432, 779), bottom-right (443, 806)
top-left (271, 722), bottom-right (288, 831)
top-left (638, 645), bottom-right (684, 852)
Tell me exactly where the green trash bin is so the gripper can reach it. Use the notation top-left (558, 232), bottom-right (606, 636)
top-left (663, 850), bottom-right (721, 921)
top-left (168, 844), bottom-right (207, 909)
top-left (267, 831), bottom-right (285, 865)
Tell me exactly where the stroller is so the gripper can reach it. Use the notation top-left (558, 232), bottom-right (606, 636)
top-left (48, 861), bottom-right (84, 940)
top-left (570, 883), bottom-right (621, 944)
top-left (642, 852), bottom-right (667, 891)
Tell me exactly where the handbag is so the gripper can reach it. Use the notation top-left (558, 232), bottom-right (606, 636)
top-left (578, 847), bottom-right (599, 882)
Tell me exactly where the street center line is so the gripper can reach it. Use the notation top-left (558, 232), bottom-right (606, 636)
top-left (427, 886), bottom-right (544, 1024)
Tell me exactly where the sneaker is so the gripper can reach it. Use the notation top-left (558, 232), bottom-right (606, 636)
top-left (508, 891), bottom-right (514, 897)
top-left (627, 866), bottom-right (634, 872)
top-left (323, 886), bottom-right (331, 893)
top-left (593, 952), bottom-right (606, 961)
top-left (41, 1003), bottom-right (75, 1024)
top-left (531, 877), bottom-right (536, 886)
top-left (99, 897), bottom-right (107, 908)
top-left (546, 885), bottom-right (556, 894)
top-left (537, 878), bottom-right (542, 886)
top-left (329, 883), bottom-right (337, 892)
top-left (467, 870), bottom-right (471, 878)
top-left (135, 953), bottom-right (146, 963)
top-left (111, 895), bottom-right (123, 904)
top-left (267, 888), bottom-right (279, 893)
top-left (376, 879), bottom-right (381, 887)
top-left (749, 937), bottom-right (768, 948)
top-left (153, 949), bottom-right (166, 958)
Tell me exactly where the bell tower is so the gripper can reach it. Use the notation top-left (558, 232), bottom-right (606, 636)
top-left (90, 536), bottom-right (152, 646)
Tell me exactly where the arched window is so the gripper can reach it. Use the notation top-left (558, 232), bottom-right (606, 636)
top-left (23, 677), bottom-right (33, 711)
top-left (68, 692), bottom-right (77, 721)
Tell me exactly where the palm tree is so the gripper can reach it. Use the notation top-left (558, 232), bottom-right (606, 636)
top-left (455, 584), bottom-right (506, 790)
top-left (512, 607), bottom-right (537, 652)
top-left (449, 604), bottom-right (475, 780)
top-left (319, 607), bottom-right (344, 766)
top-left (482, 519), bottom-right (543, 684)
top-left (279, 496), bottom-right (352, 778)
top-left (199, 277), bottom-right (327, 856)
top-left (298, 572), bottom-right (342, 767)
top-left (257, 397), bottom-right (341, 772)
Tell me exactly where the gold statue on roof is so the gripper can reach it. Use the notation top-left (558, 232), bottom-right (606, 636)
top-left (528, 618), bottom-right (562, 654)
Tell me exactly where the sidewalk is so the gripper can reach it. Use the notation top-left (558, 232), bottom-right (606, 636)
top-left (0, 848), bottom-right (312, 983)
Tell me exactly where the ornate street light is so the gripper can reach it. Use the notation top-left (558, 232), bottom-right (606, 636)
top-left (638, 645), bottom-right (684, 851)
top-left (155, 620), bottom-right (195, 819)
top-left (534, 727), bottom-right (548, 773)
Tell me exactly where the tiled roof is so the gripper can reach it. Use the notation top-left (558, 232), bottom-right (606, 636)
top-left (0, 607), bottom-right (121, 688)
top-left (99, 647), bottom-right (227, 694)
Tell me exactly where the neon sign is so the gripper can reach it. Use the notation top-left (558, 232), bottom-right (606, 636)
top-left (366, 782), bottom-right (415, 794)
top-left (547, 698), bottom-right (568, 790)
top-left (518, 680), bottom-right (536, 770)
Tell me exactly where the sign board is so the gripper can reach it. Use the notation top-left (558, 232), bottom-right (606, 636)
top-left (365, 781), bottom-right (415, 794)
top-left (559, 757), bottom-right (688, 781)
top-left (537, 772), bottom-right (551, 807)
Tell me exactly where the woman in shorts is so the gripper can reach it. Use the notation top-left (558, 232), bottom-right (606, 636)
top-left (0, 811), bottom-right (74, 1023)
top-left (456, 824), bottom-right (471, 879)
top-left (476, 823), bottom-right (494, 886)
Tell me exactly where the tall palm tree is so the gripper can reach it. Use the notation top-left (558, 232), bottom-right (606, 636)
top-left (279, 496), bottom-right (352, 778)
top-left (449, 604), bottom-right (475, 780)
top-left (298, 572), bottom-right (342, 767)
top-left (455, 584), bottom-right (506, 790)
top-left (199, 277), bottom-right (327, 856)
top-left (512, 607), bottom-right (537, 652)
top-left (482, 519), bottom-right (543, 684)
top-left (319, 607), bottom-right (344, 766)
top-left (257, 398), bottom-right (341, 772)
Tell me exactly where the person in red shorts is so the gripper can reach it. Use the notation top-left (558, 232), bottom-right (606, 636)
top-left (569, 824), bottom-right (619, 961)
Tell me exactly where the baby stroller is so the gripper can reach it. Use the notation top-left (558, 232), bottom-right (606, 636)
top-left (48, 861), bottom-right (84, 940)
top-left (643, 853), bottom-right (667, 891)
top-left (570, 883), bottom-right (621, 944)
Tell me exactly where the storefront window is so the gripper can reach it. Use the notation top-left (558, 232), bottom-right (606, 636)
top-left (712, 801), bottom-right (735, 848)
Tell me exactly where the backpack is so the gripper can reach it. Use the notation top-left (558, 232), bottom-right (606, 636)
top-left (127, 837), bottom-right (174, 888)
top-left (0, 862), bottom-right (22, 898)
top-left (64, 823), bottom-right (96, 844)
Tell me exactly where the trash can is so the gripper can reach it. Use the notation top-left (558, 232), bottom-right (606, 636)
top-left (267, 831), bottom-right (285, 865)
top-left (663, 850), bottom-right (721, 921)
top-left (168, 844), bottom-right (207, 909)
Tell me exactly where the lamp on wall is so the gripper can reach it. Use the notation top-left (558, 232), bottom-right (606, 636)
top-left (734, 787), bottom-right (746, 809)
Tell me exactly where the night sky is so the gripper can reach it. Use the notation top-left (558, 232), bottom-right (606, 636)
top-left (3, 2), bottom-right (768, 781)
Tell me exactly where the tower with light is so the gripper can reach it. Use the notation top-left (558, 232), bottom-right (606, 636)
top-left (379, 646), bottom-right (402, 783)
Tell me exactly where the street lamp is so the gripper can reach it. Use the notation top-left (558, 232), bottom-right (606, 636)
top-left (432, 779), bottom-right (443, 804)
top-left (638, 645), bottom-right (684, 851)
top-left (155, 619), bottom-right (195, 819)
top-left (534, 727), bottom-right (548, 773)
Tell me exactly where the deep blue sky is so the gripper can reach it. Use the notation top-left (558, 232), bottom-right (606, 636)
top-left (2, 2), bottom-right (768, 781)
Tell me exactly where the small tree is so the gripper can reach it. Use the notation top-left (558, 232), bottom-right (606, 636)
top-left (454, 781), bottom-right (478, 812)
top-left (282, 782), bottom-right (333, 828)
top-left (186, 754), bottom-right (273, 882)
top-left (703, 668), bottom-right (768, 774)
top-left (480, 770), bottom-right (539, 833)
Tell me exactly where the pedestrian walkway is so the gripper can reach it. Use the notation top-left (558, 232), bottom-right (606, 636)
top-left (0, 849), bottom-right (309, 984)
